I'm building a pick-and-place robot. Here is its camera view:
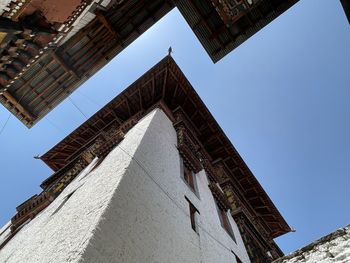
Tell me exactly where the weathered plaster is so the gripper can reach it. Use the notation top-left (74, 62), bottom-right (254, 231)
top-left (273, 225), bottom-right (350, 263)
top-left (0, 109), bottom-right (250, 263)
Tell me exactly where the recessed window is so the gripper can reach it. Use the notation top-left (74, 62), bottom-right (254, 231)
top-left (180, 157), bottom-right (198, 194)
top-left (184, 165), bottom-right (195, 190)
top-left (231, 251), bottom-right (243, 263)
top-left (185, 196), bottom-right (199, 233)
top-left (51, 190), bottom-right (75, 216)
top-left (217, 203), bottom-right (236, 242)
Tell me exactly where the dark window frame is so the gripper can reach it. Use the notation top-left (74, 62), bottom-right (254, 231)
top-left (185, 196), bottom-right (200, 234)
top-left (231, 250), bottom-right (243, 263)
top-left (180, 157), bottom-right (199, 197)
top-left (216, 202), bottom-right (236, 242)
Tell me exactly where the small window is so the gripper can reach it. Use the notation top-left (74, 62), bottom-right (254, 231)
top-left (217, 203), bottom-right (236, 242)
top-left (51, 191), bottom-right (75, 216)
top-left (180, 157), bottom-right (197, 194)
top-left (185, 196), bottom-right (199, 233)
top-left (231, 251), bottom-right (243, 263)
top-left (184, 165), bottom-right (195, 191)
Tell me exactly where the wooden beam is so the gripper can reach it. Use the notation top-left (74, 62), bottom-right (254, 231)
top-left (162, 67), bottom-right (168, 99)
top-left (10, 0), bottom-right (32, 21)
top-left (341, 0), bottom-right (350, 23)
top-left (1, 91), bottom-right (35, 121)
top-left (95, 11), bottom-right (121, 40)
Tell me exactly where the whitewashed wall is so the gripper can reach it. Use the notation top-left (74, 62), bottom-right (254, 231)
top-left (0, 108), bottom-right (250, 263)
top-left (0, 0), bottom-right (12, 15)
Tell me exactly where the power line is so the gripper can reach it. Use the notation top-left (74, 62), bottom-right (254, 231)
top-left (68, 96), bottom-right (89, 120)
top-left (76, 90), bottom-right (103, 108)
top-left (44, 113), bottom-right (237, 256)
top-left (0, 89), bottom-right (32, 137)
top-left (0, 113), bottom-right (12, 137)
top-left (116, 144), bottom-right (236, 255)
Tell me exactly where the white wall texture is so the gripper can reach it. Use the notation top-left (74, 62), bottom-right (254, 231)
top-left (0, 0), bottom-right (12, 15)
top-left (0, 108), bottom-right (250, 263)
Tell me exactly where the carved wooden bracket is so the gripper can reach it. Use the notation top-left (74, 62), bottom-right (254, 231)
top-left (47, 157), bottom-right (88, 197)
top-left (176, 126), bottom-right (202, 173)
top-left (11, 192), bottom-right (52, 232)
top-left (211, 0), bottom-right (256, 26)
top-left (209, 182), bottom-right (231, 211)
top-left (11, 117), bottom-right (130, 233)
top-left (173, 109), bottom-right (202, 173)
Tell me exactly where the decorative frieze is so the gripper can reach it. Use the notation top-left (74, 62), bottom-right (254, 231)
top-left (173, 109), bottom-right (202, 174)
top-left (11, 192), bottom-right (52, 232)
top-left (47, 157), bottom-right (88, 197)
top-left (211, 0), bottom-right (256, 26)
top-left (208, 182), bottom-right (231, 211)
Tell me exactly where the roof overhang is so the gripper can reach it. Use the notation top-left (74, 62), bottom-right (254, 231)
top-left (0, 0), bottom-right (300, 127)
top-left (341, 0), bottom-right (350, 23)
top-left (176, 0), bottom-right (299, 62)
top-left (0, 0), bottom-right (174, 127)
top-left (41, 55), bottom-right (291, 239)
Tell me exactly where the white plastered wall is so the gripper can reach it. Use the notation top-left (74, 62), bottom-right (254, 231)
top-left (0, 108), bottom-right (250, 263)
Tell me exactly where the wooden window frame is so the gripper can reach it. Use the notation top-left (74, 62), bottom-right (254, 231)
top-left (216, 202), bottom-right (236, 242)
top-left (185, 196), bottom-right (200, 234)
top-left (184, 165), bottom-right (195, 191)
top-left (180, 157), bottom-right (199, 196)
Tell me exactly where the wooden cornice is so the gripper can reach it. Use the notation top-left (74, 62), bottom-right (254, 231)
top-left (40, 56), bottom-right (291, 241)
top-left (209, 182), bottom-right (231, 211)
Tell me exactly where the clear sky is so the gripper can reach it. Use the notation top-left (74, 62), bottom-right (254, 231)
top-left (0, 0), bottom-right (349, 255)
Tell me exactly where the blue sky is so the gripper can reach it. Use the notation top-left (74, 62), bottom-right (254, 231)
top-left (0, 0), bottom-right (349, 254)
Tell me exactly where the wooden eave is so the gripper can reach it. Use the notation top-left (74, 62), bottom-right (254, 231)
top-left (0, 0), bottom-right (174, 127)
top-left (176, 0), bottom-right (299, 62)
top-left (341, 0), bottom-right (350, 24)
top-left (41, 55), bottom-right (290, 239)
top-left (1, 0), bottom-right (300, 127)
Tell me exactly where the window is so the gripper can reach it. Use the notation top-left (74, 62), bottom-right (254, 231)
top-left (51, 190), bottom-right (76, 216)
top-left (231, 251), bottom-right (243, 263)
top-left (180, 157), bottom-right (197, 194)
top-left (184, 165), bottom-right (195, 191)
top-left (217, 203), bottom-right (236, 242)
top-left (185, 196), bottom-right (199, 233)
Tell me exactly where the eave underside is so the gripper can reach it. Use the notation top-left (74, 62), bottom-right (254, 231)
top-left (0, 0), bottom-right (174, 127)
top-left (41, 55), bottom-right (290, 240)
top-left (0, 0), bottom-right (301, 127)
top-left (341, 0), bottom-right (350, 23)
top-left (176, 0), bottom-right (299, 62)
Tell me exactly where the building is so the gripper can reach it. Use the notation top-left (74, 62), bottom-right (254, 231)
top-left (0, 56), bottom-right (290, 263)
top-left (273, 224), bottom-right (350, 263)
top-left (341, 0), bottom-right (350, 23)
top-left (0, 0), bottom-right (299, 127)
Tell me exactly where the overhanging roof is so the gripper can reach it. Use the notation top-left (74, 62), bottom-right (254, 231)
top-left (42, 55), bottom-right (291, 239)
top-left (341, 0), bottom-right (350, 23)
top-left (0, 0), bottom-right (300, 127)
top-left (176, 0), bottom-right (299, 62)
top-left (0, 0), bottom-right (175, 127)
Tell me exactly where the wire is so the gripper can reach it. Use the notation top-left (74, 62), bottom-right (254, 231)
top-left (68, 96), bottom-right (89, 120)
top-left (116, 144), bottom-right (236, 255)
top-left (47, 113), bottom-right (236, 254)
top-left (45, 117), bottom-right (97, 161)
top-left (0, 113), bottom-right (12, 136)
top-left (0, 88), bottom-right (32, 137)
top-left (76, 90), bottom-right (103, 108)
